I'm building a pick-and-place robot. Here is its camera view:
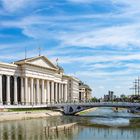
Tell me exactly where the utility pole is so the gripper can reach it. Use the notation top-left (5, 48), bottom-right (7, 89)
top-left (138, 77), bottom-right (140, 95)
top-left (134, 79), bottom-right (138, 95)
top-left (130, 79), bottom-right (138, 95)
top-left (130, 77), bottom-right (140, 96)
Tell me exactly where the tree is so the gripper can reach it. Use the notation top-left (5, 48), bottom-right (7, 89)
top-left (91, 97), bottom-right (98, 102)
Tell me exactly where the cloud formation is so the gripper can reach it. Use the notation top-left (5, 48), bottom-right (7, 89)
top-left (1, 0), bottom-right (30, 12)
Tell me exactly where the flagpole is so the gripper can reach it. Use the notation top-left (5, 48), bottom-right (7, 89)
top-left (56, 58), bottom-right (59, 66)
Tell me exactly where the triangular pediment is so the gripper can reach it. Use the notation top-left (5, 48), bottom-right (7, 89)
top-left (14, 56), bottom-right (58, 69)
top-left (30, 58), bottom-right (54, 68)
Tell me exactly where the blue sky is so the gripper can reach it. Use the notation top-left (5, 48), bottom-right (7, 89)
top-left (0, 0), bottom-right (140, 98)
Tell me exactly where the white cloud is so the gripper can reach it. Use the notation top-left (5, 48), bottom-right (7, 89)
top-left (58, 24), bottom-right (140, 48)
top-left (58, 53), bottom-right (140, 65)
top-left (1, 0), bottom-right (31, 12)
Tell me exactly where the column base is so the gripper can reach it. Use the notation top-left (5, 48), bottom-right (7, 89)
top-left (7, 102), bottom-right (11, 105)
top-left (20, 102), bottom-right (24, 105)
top-left (14, 102), bottom-right (18, 105)
top-left (25, 103), bottom-right (30, 106)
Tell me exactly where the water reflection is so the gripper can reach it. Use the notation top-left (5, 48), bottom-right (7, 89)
top-left (0, 108), bottom-right (140, 140)
top-left (0, 117), bottom-right (81, 140)
top-left (45, 125), bottom-right (80, 140)
top-left (90, 118), bottom-right (130, 126)
top-left (81, 107), bottom-right (140, 127)
top-left (75, 127), bottom-right (140, 140)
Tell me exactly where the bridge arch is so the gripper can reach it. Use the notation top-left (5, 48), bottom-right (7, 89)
top-left (61, 102), bottom-right (140, 115)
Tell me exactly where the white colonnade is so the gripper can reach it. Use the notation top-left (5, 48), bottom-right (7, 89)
top-left (0, 75), bottom-right (68, 105)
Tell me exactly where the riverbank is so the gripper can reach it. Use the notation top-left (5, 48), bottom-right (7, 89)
top-left (0, 110), bottom-right (62, 122)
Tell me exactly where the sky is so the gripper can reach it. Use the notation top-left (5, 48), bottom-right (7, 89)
top-left (0, 0), bottom-right (140, 98)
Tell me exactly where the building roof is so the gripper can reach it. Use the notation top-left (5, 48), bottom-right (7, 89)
top-left (79, 83), bottom-right (92, 91)
top-left (14, 55), bottom-right (59, 70)
top-left (63, 75), bottom-right (80, 82)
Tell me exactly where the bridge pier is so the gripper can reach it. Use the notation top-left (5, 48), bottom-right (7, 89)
top-left (63, 105), bottom-right (85, 115)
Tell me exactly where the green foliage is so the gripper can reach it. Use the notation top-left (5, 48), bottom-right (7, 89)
top-left (91, 97), bottom-right (98, 102)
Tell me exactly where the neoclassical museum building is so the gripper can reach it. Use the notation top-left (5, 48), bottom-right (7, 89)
top-left (0, 55), bottom-right (69, 105)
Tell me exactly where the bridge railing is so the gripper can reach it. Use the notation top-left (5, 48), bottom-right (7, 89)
top-left (1, 102), bottom-right (140, 109)
top-left (49, 102), bottom-right (140, 108)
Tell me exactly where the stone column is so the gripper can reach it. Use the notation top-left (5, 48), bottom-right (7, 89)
top-left (21, 77), bottom-right (24, 104)
top-left (25, 77), bottom-right (28, 105)
top-left (28, 81), bottom-right (31, 105)
top-left (55, 83), bottom-right (58, 103)
top-left (51, 81), bottom-right (54, 103)
top-left (58, 83), bottom-right (61, 103)
top-left (0, 75), bottom-right (2, 105)
top-left (14, 76), bottom-right (18, 104)
top-left (44, 81), bottom-right (47, 104)
top-left (61, 84), bottom-right (64, 103)
top-left (47, 81), bottom-right (50, 104)
top-left (6, 75), bottom-right (10, 105)
top-left (30, 78), bottom-right (34, 105)
top-left (41, 79), bottom-right (44, 104)
top-left (36, 79), bottom-right (39, 104)
top-left (64, 84), bottom-right (68, 102)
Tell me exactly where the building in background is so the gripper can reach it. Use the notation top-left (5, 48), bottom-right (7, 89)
top-left (79, 81), bottom-right (92, 102)
top-left (104, 91), bottom-right (116, 101)
top-left (63, 75), bottom-right (80, 102)
top-left (104, 95), bottom-right (109, 101)
top-left (108, 91), bottom-right (114, 101)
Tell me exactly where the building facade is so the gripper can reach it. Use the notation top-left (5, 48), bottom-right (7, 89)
top-left (63, 75), bottom-right (80, 102)
top-left (0, 56), bottom-right (68, 105)
top-left (79, 82), bottom-right (92, 102)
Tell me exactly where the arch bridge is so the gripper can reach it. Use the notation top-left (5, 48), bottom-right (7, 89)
top-left (1, 102), bottom-right (140, 115)
top-left (57, 102), bottom-right (140, 115)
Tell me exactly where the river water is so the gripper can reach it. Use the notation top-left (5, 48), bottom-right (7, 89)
top-left (0, 108), bottom-right (140, 140)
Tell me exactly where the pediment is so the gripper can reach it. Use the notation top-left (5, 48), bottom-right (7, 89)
top-left (30, 58), bottom-right (52, 68)
top-left (14, 56), bottom-right (58, 70)
top-left (28, 56), bottom-right (57, 69)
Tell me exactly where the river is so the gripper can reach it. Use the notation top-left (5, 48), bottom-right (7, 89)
top-left (0, 107), bottom-right (140, 140)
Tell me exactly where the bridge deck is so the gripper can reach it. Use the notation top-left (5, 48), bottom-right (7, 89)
top-left (0, 102), bottom-right (140, 109)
